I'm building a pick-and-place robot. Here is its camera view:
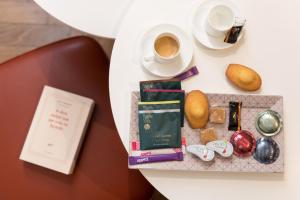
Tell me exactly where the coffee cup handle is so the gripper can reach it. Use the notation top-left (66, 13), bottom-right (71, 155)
top-left (144, 53), bottom-right (155, 61)
top-left (142, 53), bottom-right (155, 69)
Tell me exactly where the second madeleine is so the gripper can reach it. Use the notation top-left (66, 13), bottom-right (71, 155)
top-left (185, 90), bottom-right (209, 129)
top-left (226, 64), bottom-right (262, 91)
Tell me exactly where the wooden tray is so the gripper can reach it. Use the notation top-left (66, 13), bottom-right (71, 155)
top-left (129, 92), bottom-right (284, 173)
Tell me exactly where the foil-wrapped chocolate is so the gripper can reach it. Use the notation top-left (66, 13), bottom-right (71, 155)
top-left (228, 101), bottom-right (242, 131)
top-left (255, 110), bottom-right (283, 137)
top-left (224, 17), bottom-right (246, 44)
top-left (230, 130), bottom-right (256, 157)
top-left (253, 137), bottom-right (280, 164)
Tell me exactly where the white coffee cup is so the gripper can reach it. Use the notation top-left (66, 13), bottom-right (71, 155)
top-left (205, 5), bottom-right (234, 37)
top-left (143, 32), bottom-right (181, 65)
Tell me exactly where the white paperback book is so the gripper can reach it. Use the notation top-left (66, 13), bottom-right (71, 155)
top-left (20, 86), bottom-right (95, 175)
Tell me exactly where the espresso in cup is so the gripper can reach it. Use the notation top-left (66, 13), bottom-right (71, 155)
top-left (144, 32), bottom-right (181, 64)
top-left (154, 35), bottom-right (180, 58)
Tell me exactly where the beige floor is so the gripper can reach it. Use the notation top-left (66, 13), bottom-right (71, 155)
top-left (0, 0), bottom-right (114, 63)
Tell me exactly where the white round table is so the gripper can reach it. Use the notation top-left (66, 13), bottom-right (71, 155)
top-left (110, 0), bottom-right (300, 199)
top-left (33, 0), bottom-right (135, 38)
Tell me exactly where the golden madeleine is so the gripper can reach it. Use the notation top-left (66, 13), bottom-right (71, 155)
top-left (185, 90), bottom-right (209, 129)
top-left (226, 64), bottom-right (262, 91)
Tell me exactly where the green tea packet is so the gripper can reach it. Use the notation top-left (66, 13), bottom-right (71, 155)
top-left (142, 89), bottom-right (185, 127)
top-left (138, 101), bottom-right (181, 150)
top-left (140, 79), bottom-right (181, 101)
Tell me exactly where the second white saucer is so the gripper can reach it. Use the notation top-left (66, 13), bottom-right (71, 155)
top-left (191, 0), bottom-right (244, 50)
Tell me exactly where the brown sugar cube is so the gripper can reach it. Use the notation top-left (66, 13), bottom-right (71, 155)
top-left (209, 107), bottom-right (226, 124)
top-left (200, 128), bottom-right (217, 145)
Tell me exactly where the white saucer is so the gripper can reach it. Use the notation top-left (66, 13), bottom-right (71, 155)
top-left (191, 0), bottom-right (244, 50)
top-left (136, 24), bottom-right (193, 77)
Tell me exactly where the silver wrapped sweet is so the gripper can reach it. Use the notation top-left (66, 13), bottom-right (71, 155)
top-left (255, 110), bottom-right (283, 137)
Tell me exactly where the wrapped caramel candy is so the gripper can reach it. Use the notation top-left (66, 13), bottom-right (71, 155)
top-left (200, 128), bottom-right (217, 145)
top-left (209, 107), bottom-right (226, 124)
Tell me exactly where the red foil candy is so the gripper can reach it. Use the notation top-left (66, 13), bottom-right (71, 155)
top-left (230, 130), bottom-right (256, 157)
